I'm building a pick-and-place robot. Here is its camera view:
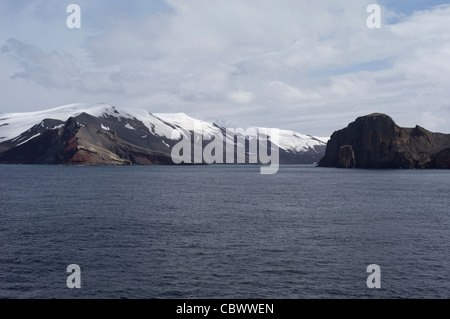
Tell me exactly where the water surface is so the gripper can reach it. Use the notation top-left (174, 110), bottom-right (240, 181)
top-left (0, 165), bottom-right (449, 298)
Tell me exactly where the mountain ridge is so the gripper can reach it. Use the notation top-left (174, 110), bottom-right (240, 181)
top-left (0, 103), bottom-right (327, 165)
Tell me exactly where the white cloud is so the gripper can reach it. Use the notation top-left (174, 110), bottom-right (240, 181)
top-left (227, 90), bottom-right (254, 104)
top-left (420, 111), bottom-right (448, 132)
top-left (2, 38), bottom-right (124, 94)
top-left (2, 1), bottom-right (450, 136)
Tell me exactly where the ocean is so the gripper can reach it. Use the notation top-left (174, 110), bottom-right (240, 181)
top-left (0, 164), bottom-right (449, 298)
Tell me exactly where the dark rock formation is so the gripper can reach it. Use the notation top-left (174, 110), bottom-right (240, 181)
top-left (338, 145), bottom-right (356, 168)
top-left (0, 115), bottom-right (173, 165)
top-left (318, 113), bottom-right (450, 169)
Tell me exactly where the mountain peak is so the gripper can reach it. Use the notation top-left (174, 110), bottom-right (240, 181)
top-left (0, 103), bottom-right (328, 165)
top-left (365, 112), bottom-right (388, 117)
top-left (356, 113), bottom-right (394, 122)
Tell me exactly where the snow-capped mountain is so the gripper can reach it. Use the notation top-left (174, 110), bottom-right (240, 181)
top-left (0, 103), bottom-right (327, 165)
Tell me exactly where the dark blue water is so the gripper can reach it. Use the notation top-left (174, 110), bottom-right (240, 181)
top-left (0, 165), bottom-right (449, 299)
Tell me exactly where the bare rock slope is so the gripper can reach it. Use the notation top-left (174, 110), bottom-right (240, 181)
top-left (318, 113), bottom-right (450, 169)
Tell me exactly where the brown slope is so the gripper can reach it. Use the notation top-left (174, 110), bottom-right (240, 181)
top-left (0, 116), bottom-right (173, 165)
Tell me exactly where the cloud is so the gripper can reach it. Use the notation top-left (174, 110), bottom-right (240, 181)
top-left (227, 90), bottom-right (254, 104)
top-left (1, 1), bottom-right (450, 136)
top-left (2, 38), bottom-right (124, 94)
top-left (2, 38), bottom-right (77, 90)
top-left (420, 111), bottom-right (448, 132)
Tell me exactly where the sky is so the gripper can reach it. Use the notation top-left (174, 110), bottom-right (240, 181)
top-left (1, 0), bottom-right (450, 137)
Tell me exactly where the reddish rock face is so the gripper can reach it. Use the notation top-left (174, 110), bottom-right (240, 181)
top-left (319, 113), bottom-right (450, 169)
top-left (69, 149), bottom-right (92, 164)
top-left (0, 116), bottom-right (173, 166)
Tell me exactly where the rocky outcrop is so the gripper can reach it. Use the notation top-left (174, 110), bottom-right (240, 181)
top-left (318, 113), bottom-right (450, 169)
top-left (338, 145), bottom-right (356, 168)
top-left (0, 116), bottom-right (173, 165)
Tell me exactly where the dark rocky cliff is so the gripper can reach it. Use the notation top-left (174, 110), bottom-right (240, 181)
top-left (318, 113), bottom-right (450, 169)
top-left (0, 116), bottom-right (173, 165)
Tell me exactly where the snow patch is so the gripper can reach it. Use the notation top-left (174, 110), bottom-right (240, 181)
top-left (16, 133), bottom-right (41, 146)
top-left (101, 124), bottom-right (110, 131)
top-left (51, 124), bottom-right (65, 130)
top-left (315, 136), bottom-right (330, 143)
top-left (124, 109), bottom-right (182, 139)
top-left (254, 128), bottom-right (327, 153)
top-left (0, 103), bottom-right (124, 142)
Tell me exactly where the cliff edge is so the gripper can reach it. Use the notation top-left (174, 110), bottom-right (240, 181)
top-left (318, 113), bottom-right (450, 169)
